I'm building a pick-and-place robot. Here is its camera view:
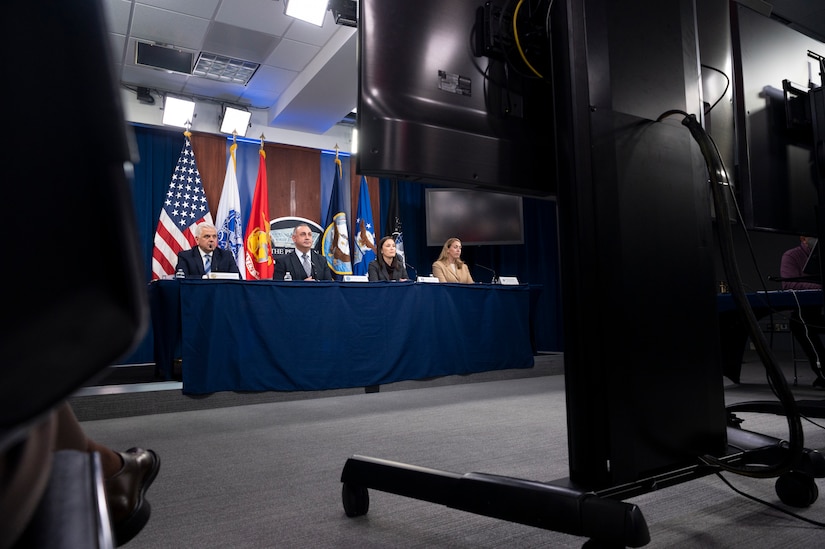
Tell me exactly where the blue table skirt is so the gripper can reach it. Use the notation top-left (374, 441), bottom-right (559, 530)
top-left (174, 280), bottom-right (534, 394)
top-left (717, 289), bottom-right (823, 382)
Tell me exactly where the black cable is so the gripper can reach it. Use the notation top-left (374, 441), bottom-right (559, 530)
top-left (658, 109), bottom-right (805, 478)
top-left (701, 64), bottom-right (730, 116)
top-left (715, 472), bottom-right (825, 528)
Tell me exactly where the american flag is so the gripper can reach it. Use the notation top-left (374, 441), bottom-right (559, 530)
top-left (151, 132), bottom-right (213, 280)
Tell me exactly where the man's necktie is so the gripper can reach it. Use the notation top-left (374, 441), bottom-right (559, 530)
top-left (302, 253), bottom-right (312, 278)
top-left (204, 253), bottom-right (212, 274)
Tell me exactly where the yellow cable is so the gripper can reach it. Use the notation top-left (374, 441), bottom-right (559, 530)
top-left (512, 0), bottom-right (543, 79)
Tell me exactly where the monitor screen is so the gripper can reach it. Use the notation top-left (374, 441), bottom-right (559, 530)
top-left (425, 188), bottom-right (524, 246)
top-left (730, 3), bottom-right (824, 235)
top-left (356, 0), bottom-right (556, 198)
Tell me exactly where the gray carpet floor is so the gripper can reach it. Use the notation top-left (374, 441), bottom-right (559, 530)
top-left (78, 354), bottom-right (825, 548)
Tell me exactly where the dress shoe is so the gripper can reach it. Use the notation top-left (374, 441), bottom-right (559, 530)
top-left (813, 377), bottom-right (825, 390)
top-left (105, 447), bottom-right (160, 546)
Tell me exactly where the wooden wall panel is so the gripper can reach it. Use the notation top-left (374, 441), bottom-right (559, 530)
top-left (267, 143), bottom-right (321, 222)
top-left (190, 132), bottom-right (228, 219)
top-left (190, 133), bottom-right (381, 234)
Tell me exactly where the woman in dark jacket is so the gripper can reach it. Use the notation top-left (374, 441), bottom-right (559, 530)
top-left (368, 236), bottom-right (410, 281)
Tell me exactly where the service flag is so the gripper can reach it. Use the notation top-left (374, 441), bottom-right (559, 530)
top-left (215, 140), bottom-right (244, 275)
top-left (352, 176), bottom-right (376, 276)
top-left (244, 146), bottom-right (273, 280)
top-left (320, 154), bottom-right (352, 278)
top-left (386, 179), bottom-right (404, 264)
top-left (151, 131), bottom-right (213, 280)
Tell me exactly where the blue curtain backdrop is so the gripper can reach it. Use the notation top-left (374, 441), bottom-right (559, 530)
top-left (320, 151), bottom-right (351, 223)
top-left (379, 178), bottom-right (562, 352)
top-left (119, 126), bottom-right (561, 366)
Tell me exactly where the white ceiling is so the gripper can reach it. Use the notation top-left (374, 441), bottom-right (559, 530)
top-left (102, 1), bottom-right (824, 138)
top-left (103, 0), bottom-right (357, 135)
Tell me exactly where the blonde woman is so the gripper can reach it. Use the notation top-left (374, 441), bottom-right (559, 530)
top-left (431, 237), bottom-right (474, 283)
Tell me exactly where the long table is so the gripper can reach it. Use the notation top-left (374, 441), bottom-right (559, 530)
top-left (717, 289), bottom-right (823, 382)
top-left (148, 280), bottom-right (535, 394)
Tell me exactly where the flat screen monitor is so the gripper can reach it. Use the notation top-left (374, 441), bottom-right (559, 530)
top-left (730, 3), bottom-right (824, 235)
top-left (356, 0), bottom-right (556, 198)
top-left (425, 188), bottom-right (524, 246)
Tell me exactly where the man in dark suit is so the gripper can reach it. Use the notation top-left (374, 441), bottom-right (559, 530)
top-left (176, 223), bottom-right (241, 279)
top-left (273, 223), bottom-right (333, 281)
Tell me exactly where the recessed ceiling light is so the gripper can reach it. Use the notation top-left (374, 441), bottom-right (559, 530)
top-left (193, 52), bottom-right (260, 85)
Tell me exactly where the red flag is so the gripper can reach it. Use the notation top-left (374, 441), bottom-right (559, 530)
top-left (243, 146), bottom-right (273, 280)
top-left (151, 131), bottom-right (213, 280)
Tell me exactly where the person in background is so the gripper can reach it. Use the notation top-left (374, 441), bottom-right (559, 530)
top-left (368, 236), bottom-right (410, 281)
top-left (273, 223), bottom-right (332, 281)
top-left (431, 237), bottom-right (474, 284)
top-left (780, 235), bottom-right (825, 389)
top-left (175, 223), bottom-right (241, 279)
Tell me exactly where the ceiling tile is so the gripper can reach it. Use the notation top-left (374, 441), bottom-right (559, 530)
top-left (242, 65), bottom-right (298, 106)
top-left (108, 33), bottom-right (127, 65)
top-left (182, 77), bottom-right (246, 103)
top-left (130, 3), bottom-right (210, 51)
top-left (122, 63), bottom-right (190, 93)
top-left (284, 11), bottom-right (340, 46)
top-left (265, 38), bottom-right (320, 72)
top-left (102, 0), bottom-right (133, 34)
top-left (137, 0), bottom-right (220, 19)
top-left (202, 21), bottom-right (280, 63)
top-left (215, 0), bottom-right (293, 36)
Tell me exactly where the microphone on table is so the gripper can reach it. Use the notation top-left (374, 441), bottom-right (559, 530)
top-left (475, 263), bottom-right (499, 284)
top-left (403, 262), bottom-right (417, 280)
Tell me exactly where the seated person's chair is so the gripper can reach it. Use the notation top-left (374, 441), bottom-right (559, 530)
top-left (0, 1), bottom-right (148, 547)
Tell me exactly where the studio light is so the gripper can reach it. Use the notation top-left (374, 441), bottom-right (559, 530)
top-left (220, 106), bottom-right (252, 136)
top-left (162, 96), bottom-right (196, 128)
top-left (284, 0), bottom-right (328, 27)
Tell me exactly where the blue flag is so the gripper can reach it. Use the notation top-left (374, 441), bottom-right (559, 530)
top-left (321, 155), bottom-right (352, 278)
top-left (352, 177), bottom-right (377, 276)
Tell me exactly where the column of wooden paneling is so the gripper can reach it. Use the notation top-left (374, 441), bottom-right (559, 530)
top-left (191, 132), bottom-right (380, 230)
top-left (190, 132), bottom-right (228, 219)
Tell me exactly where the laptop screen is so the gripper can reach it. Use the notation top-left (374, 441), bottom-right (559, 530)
top-left (803, 240), bottom-right (820, 277)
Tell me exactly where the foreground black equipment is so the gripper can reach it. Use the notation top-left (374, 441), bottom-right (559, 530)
top-left (340, 1), bottom-right (823, 545)
top-left (341, 456), bottom-right (651, 547)
top-left (341, 426), bottom-right (825, 547)
top-left (1, 1), bottom-right (148, 547)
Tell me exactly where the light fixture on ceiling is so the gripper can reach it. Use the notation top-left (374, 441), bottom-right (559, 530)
top-left (283, 0), bottom-right (328, 27)
top-left (330, 0), bottom-right (357, 27)
top-left (220, 106), bottom-right (252, 136)
top-left (193, 52), bottom-right (260, 85)
top-left (162, 96), bottom-right (196, 128)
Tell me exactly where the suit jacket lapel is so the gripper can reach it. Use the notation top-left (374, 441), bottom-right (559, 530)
top-left (292, 252), bottom-right (305, 278)
top-left (194, 248), bottom-right (204, 276)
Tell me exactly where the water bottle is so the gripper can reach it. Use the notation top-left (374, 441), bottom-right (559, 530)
top-left (175, 268), bottom-right (185, 279)
top-left (284, 271), bottom-right (292, 281)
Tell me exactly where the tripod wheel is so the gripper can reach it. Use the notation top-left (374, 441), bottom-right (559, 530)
top-left (775, 470), bottom-right (819, 508)
top-left (342, 483), bottom-right (370, 517)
